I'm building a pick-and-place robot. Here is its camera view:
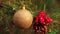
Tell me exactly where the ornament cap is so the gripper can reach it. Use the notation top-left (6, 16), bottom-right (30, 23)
top-left (22, 6), bottom-right (25, 9)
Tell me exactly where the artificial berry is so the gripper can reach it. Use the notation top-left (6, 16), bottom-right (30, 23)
top-left (39, 16), bottom-right (45, 24)
top-left (35, 16), bottom-right (39, 24)
top-left (38, 11), bottom-right (46, 17)
top-left (45, 16), bottom-right (53, 25)
top-left (12, 20), bottom-right (15, 25)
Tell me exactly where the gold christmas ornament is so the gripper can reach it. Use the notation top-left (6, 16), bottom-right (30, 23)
top-left (13, 7), bottom-right (33, 29)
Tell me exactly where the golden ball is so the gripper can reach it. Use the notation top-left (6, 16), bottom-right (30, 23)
top-left (13, 7), bottom-right (33, 29)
